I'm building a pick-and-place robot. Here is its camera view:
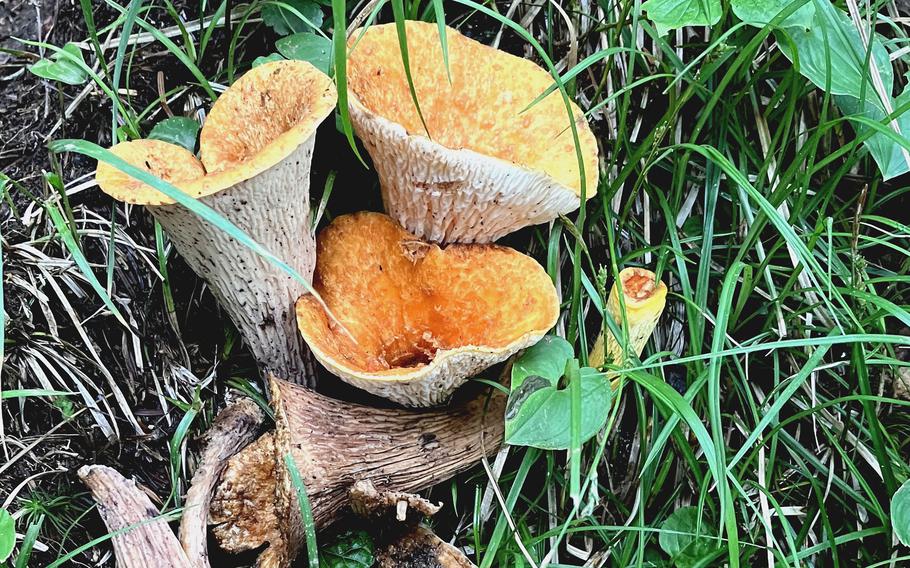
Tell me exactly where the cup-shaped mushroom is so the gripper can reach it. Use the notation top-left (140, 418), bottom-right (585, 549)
top-left (95, 60), bottom-right (337, 384)
top-left (347, 21), bottom-right (599, 244)
top-left (295, 212), bottom-right (560, 406)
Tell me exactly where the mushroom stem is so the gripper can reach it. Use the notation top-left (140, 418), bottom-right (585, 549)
top-left (589, 267), bottom-right (668, 370)
top-left (78, 465), bottom-right (191, 568)
top-left (178, 398), bottom-right (264, 568)
top-left (95, 61), bottom-right (337, 385)
top-left (147, 143), bottom-right (318, 384)
top-left (209, 377), bottom-right (506, 564)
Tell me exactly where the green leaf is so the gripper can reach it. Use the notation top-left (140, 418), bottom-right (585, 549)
top-left (731, 0), bottom-right (814, 30)
top-left (277, 33), bottom-right (332, 74)
top-left (29, 43), bottom-right (89, 85)
top-left (659, 506), bottom-right (718, 567)
top-left (834, 93), bottom-right (910, 180)
top-left (511, 335), bottom-right (575, 386)
top-left (319, 529), bottom-right (374, 568)
top-left (0, 509), bottom-right (14, 563)
top-left (253, 53), bottom-right (286, 67)
top-left (641, 0), bottom-right (722, 36)
top-left (505, 366), bottom-right (611, 450)
top-left (262, 0), bottom-right (324, 35)
top-left (148, 117), bottom-right (200, 153)
top-left (776, 2), bottom-right (893, 101)
top-left (892, 479), bottom-right (910, 546)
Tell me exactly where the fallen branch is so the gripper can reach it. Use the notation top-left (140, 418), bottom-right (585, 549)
top-left (178, 398), bottom-right (264, 568)
top-left (78, 465), bottom-right (190, 568)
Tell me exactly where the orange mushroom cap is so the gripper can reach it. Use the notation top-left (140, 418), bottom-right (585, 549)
top-left (348, 21), bottom-right (598, 197)
top-left (346, 22), bottom-right (599, 243)
top-left (296, 212), bottom-right (560, 406)
top-left (96, 60), bottom-right (337, 206)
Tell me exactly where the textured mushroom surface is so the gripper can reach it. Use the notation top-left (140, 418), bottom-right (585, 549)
top-left (95, 139), bottom-right (207, 205)
top-left (95, 60), bottom-right (337, 384)
top-left (296, 212), bottom-right (559, 405)
top-left (96, 60), bottom-right (337, 205)
top-left (347, 21), bottom-right (599, 243)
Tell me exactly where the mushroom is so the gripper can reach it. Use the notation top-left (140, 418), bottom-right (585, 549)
top-left (294, 211), bottom-right (560, 406)
top-left (347, 21), bottom-right (599, 244)
top-left (209, 376), bottom-right (506, 566)
top-left (95, 60), bottom-right (337, 384)
top-left (589, 267), bottom-right (668, 369)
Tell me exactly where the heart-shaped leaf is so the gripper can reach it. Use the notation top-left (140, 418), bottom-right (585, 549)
top-left (149, 117), bottom-right (201, 153)
top-left (659, 506), bottom-right (719, 568)
top-left (776, 1), bottom-right (893, 101)
top-left (640, 0), bottom-right (722, 36)
top-left (892, 478), bottom-right (910, 546)
top-left (263, 0), bottom-right (324, 35)
top-left (253, 53), bottom-right (286, 67)
top-left (319, 529), bottom-right (374, 568)
top-left (0, 508), bottom-right (14, 563)
top-left (511, 335), bottom-right (575, 387)
top-left (29, 43), bottom-right (89, 85)
top-left (731, 0), bottom-right (814, 30)
top-left (276, 33), bottom-right (332, 74)
top-left (506, 362), bottom-right (611, 450)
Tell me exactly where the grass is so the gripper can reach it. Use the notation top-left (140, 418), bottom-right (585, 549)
top-left (1, 0), bottom-right (910, 567)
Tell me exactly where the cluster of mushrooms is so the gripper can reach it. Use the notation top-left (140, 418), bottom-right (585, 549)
top-left (84, 22), bottom-right (667, 568)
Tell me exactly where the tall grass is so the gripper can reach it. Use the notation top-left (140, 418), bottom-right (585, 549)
top-left (2, 0), bottom-right (909, 566)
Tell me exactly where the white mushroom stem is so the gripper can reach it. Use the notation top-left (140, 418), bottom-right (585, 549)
top-left (78, 465), bottom-right (191, 568)
top-left (150, 139), bottom-right (317, 384)
top-left (95, 61), bottom-right (337, 385)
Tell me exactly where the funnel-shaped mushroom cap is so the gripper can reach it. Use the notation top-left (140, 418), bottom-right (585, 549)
top-left (296, 212), bottom-right (560, 406)
top-left (199, 59), bottom-right (337, 178)
top-left (93, 60), bottom-right (337, 384)
top-left (347, 21), bottom-right (599, 243)
top-left (96, 59), bottom-right (337, 205)
top-left (95, 139), bottom-right (206, 205)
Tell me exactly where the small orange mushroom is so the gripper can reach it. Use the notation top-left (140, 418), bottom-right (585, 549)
top-left (296, 212), bottom-right (560, 406)
top-left (347, 21), bottom-right (600, 243)
top-left (95, 61), bottom-right (337, 383)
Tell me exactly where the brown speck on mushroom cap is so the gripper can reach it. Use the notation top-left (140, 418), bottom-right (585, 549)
top-left (346, 21), bottom-right (600, 244)
top-left (295, 212), bottom-right (559, 406)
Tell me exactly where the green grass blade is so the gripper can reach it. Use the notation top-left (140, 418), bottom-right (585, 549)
top-left (44, 202), bottom-right (129, 329)
top-left (284, 452), bottom-right (319, 568)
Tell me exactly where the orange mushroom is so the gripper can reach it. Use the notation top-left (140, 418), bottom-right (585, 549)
top-left (95, 61), bottom-right (337, 383)
top-left (295, 212), bottom-right (560, 406)
top-left (347, 21), bottom-right (599, 244)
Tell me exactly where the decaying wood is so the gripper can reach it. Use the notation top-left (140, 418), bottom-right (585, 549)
top-left (178, 398), bottom-right (264, 568)
top-left (348, 480), bottom-right (475, 568)
top-left (209, 433), bottom-right (283, 554)
top-left (377, 525), bottom-right (476, 568)
top-left (78, 465), bottom-right (191, 568)
top-left (210, 376), bottom-right (505, 565)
